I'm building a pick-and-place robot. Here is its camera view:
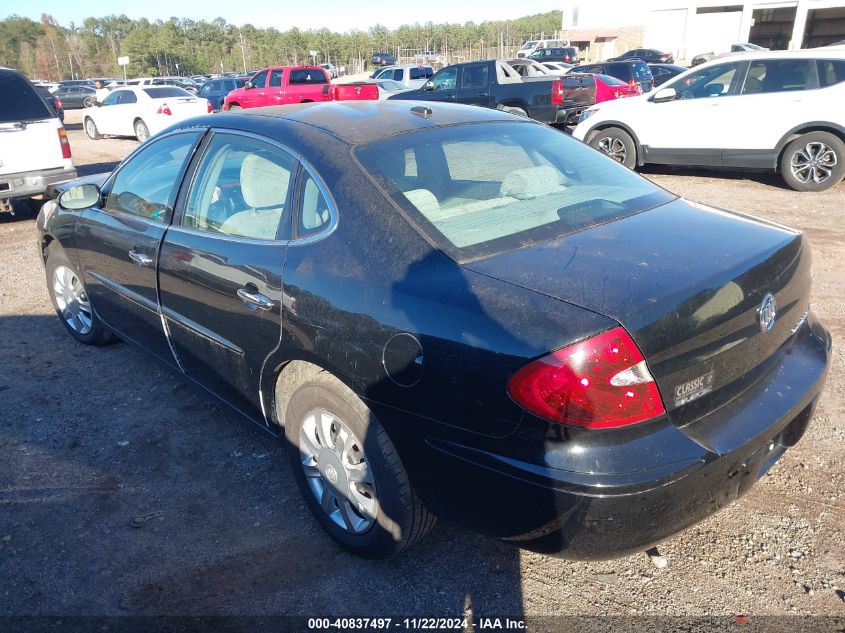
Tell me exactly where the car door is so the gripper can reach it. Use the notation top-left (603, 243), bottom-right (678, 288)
top-left (157, 131), bottom-right (295, 419)
top-left (243, 70), bottom-right (268, 108)
top-left (457, 62), bottom-right (492, 107)
top-left (92, 89), bottom-right (122, 134)
top-left (267, 68), bottom-right (286, 104)
top-left (638, 60), bottom-right (744, 162)
top-left (73, 130), bottom-right (204, 362)
top-left (422, 65), bottom-right (459, 103)
top-left (115, 90), bottom-right (139, 136)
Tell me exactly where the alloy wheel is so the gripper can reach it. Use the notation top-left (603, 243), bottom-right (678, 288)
top-left (52, 265), bottom-right (93, 335)
top-left (596, 136), bottom-right (627, 163)
top-left (298, 409), bottom-right (377, 534)
top-left (790, 141), bottom-right (838, 184)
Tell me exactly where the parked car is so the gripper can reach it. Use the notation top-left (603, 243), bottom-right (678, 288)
top-left (529, 46), bottom-right (580, 64)
top-left (692, 43), bottom-right (768, 67)
top-left (58, 79), bottom-right (95, 89)
top-left (198, 77), bottom-right (246, 112)
top-left (573, 50), bottom-right (845, 191)
top-left (83, 86), bottom-right (212, 142)
top-left (0, 68), bottom-right (75, 214)
top-left (223, 66), bottom-right (378, 111)
top-left (53, 84), bottom-right (98, 109)
top-left (389, 59), bottom-right (597, 126)
top-left (369, 64), bottom-right (435, 89)
top-left (38, 100), bottom-right (830, 559)
top-left (516, 38), bottom-right (571, 58)
top-left (370, 51), bottom-right (397, 67)
top-left (648, 63), bottom-right (688, 87)
top-left (594, 74), bottom-right (642, 102)
top-left (319, 63), bottom-right (339, 79)
top-left (570, 60), bottom-right (655, 93)
top-left (35, 85), bottom-right (65, 122)
top-left (539, 61), bottom-right (574, 76)
top-left (359, 79), bottom-right (413, 100)
top-left (610, 48), bottom-right (674, 64)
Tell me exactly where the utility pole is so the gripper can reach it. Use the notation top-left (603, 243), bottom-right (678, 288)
top-left (239, 32), bottom-right (248, 73)
top-left (68, 52), bottom-right (74, 80)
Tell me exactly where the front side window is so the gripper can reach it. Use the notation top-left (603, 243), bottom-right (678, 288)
top-left (198, 83), bottom-right (212, 97)
top-left (251, 71), bottom-right (268, 88)
top-left (118, 91), bottom-right (138, 104)
top-left (409, 67), bottom-right (433, 80)
top-left (742, 59), bottom-right (813, 94)
top-left (101, 90), bottom-right (122, 106)
top-left (355, 122), bottom-right (674, 261)
top-left (674, 62), bottom-right (739, 98)
top-left (183, 134), bottom-right (294, 240)
top-left (105, 132), bottom-right (201, 222)
top-left (430, 67), bottom-right (457, 91)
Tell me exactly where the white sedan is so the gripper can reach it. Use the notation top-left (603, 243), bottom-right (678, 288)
top-left (82, 86), bottom-right (212, 142)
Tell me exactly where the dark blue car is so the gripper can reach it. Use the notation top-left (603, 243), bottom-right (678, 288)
top-left (197, 77), bottom-right (246, 112)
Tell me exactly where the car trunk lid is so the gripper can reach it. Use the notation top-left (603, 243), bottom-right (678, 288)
top-left (0, 119), bottom-right (65, 176)
top-left (465, 199), bottom-right (812, 426)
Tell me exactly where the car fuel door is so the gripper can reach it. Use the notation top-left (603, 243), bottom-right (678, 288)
top-left (158, 131), bottom-right (294, 422)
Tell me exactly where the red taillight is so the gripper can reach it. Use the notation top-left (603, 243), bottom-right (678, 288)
top-left (629, 80), bottom-right (638, 87)
top-left (207, 99), bottom-right (213, 113)
top-left (551, 79), bottom-right (563, 105)
top-left (156, 103), bottom-right (172, 115)
top-left (507, 327), bottom-right (665, 429)
top-left (57, 127), bottom-right (71, 159)
top-left (54, 98), bottom-right (62, 109)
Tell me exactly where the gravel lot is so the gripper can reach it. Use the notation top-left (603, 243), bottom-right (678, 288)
top-left (1, 108), bottom-right (843, 624)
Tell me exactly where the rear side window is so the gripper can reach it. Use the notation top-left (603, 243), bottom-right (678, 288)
top-left (118, 91), bottom-right (138, 104)
top-left (0, 70), bottom-right (52, 123)
top-left (298, 171), bottom-right (332, 238)
top-left (743, 59), bottom-right (813, 93)
top-left (355, 122), bottom-right (674, 261)
top-left (460, 64), bottom-right (489, 89)
top-left (818, 59), bottom-right (845, 87)
top-left (143, 87), bottom-right (190, 98)
top-left (289, 69), bottom-right (328, 84)
top-left (269, 69), bottom-right (283, 87)
top-left (393, 69), bottom-right (404, 81)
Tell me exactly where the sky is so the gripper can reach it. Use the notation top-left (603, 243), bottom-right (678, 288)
top-left (3, 0), bottom-right (559, 32)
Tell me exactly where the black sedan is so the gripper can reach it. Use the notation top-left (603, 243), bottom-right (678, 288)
top-left (35, 85), bottom-right (64, 122)
top-left (648, 63), bottom-right (689, 87)
top-left (53, 84), bottom-right (97, 109)
top-left (611, 48), bottom-right (675, 64)
top-left (37, 102), bottom-right (830, 559)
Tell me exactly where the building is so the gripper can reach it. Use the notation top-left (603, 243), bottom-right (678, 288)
top-left (561, 0), bottom-right (845, 62)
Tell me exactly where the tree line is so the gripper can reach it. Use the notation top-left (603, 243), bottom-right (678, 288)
top-left (0, 11), bottom-right (563, 80)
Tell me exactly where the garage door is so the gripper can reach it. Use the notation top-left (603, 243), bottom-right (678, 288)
top-left (644, 9), bottom-right (688, 60)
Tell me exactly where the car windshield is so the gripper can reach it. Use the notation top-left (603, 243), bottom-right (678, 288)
top-left (520, 41), bottom-right (537, 50)
top-left (0, 71), bottom-right (53, 123)
top-left (355, 122), bottom-right (675, 261)
top-left (143, 87), bottom-right (191, 98)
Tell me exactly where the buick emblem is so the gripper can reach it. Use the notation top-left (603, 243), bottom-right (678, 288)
top-left (759, 293), bottom-right (777, 332)
top-left (325, 464), bottom-right (339, 484)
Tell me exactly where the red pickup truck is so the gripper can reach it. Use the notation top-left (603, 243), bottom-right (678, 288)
top-left (223, 66), bottom-right (378, 110)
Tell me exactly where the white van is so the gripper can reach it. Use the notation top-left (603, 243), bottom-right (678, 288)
top-left (0, 68), bottom-right (76, 213)
top-left (517, 38), bottom-right (571, 58)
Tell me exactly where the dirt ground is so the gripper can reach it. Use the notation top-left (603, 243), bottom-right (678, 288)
top-left (1, 108), bottom-right (843, 624)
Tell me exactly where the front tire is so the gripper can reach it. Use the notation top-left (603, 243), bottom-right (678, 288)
top-left (134, 119), bottom-right (150, 142)
top-left (780, 132), bottom-right (845, 192)
top-left (284, 372), bottom-right (435, 558)
top-left (84, 117), bottom-right (101, 140)
top-left (45, 248), bottom-right (114, 346)
top-left (589, 127), bottom-right (637, 169)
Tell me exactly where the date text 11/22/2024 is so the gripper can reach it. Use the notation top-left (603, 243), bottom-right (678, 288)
top-left (307, 617), bottom-right (527, 630)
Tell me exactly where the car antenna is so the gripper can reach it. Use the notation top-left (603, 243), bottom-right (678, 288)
top-left (410, 105), bottom-right (433, 119)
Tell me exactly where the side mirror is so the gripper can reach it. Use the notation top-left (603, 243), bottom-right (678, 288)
top-left (58, 184), bottom-right (101, 211)
top-left (244, 81), bottom-right (254, 90)
top-left (423, 80), bottom-right (435, 91)
top-left (652, 87), bottom-right (677, 103)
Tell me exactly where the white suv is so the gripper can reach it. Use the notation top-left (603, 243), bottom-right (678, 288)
top-left (1, 68), bottom-right (76, 213)
top-left (573, 50), bottom-right (845, 192)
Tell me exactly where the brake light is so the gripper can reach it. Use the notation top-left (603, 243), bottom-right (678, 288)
top-left (507, 327), bottom-right (665, 429)
top-left (629, 80), bottom-right (638, 87)
top-left (551, 79), bottom-right (563, 105)
top-left (156, 103), bottom-right (172, 115)
top-left (54, 99), bottom-right (63, 109)
top-left (207, 99), bottom-right (213, 113)
top-left (57, 127), bottom-right (71, 159)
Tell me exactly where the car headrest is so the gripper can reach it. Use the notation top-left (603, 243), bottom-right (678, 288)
top-left (403, 188), bottom-right (441, 219)
top-left (219, 208), bottom-right (283, 240)
top-left (240, 154), bottom-right (289, 209)
top-left (500, 166), bottom-right (565, 199)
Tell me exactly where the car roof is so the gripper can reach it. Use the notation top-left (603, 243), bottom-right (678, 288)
top-left (218, 100), bottom-right (527, 146)
top-left (698, 48), bottom-right (845, 65)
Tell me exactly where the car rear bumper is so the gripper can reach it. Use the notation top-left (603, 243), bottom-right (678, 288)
top-left (0, 165), bottom-right (77, 200)
top-left (400, 314), bottom-right (830, 559)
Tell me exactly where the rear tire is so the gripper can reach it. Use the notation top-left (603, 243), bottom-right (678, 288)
top-left (45, 247), bottom-right (114, 346)
top-left (284, 372), bottom-right (435, 559)
top-left (589, 127), bottom-right (637, 169)
top-left (227, 104), bottom-right (242, 111)
top-left (82, 96), bottom-right (96, 108)
top-left (780, 132), bottom-right (845, 192)
top-left (83, 117), bottom-right (101, 140)
top-left (499, 105), bottom-right (528, 118)
top-left (134, 119), bottom-right (150, 142)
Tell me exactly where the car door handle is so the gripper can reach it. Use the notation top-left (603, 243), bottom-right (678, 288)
top-left (128, 249), bottom-right (153, 267)
top-left (237, 287), bottom-right (274, 311)
top-left (477, 91), bottom-right (488, 96)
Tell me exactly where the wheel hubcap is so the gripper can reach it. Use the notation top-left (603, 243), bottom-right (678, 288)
top-left (299, 409), bottom-right (377, 534)
top-left (596, 136), bottom-right (627, 163)
top-left (52, 265), bottom-right (93, 334)
top-left (791, 142), bottom-right (838, 184)
top-left (86, 121), bottom-right (95, 136)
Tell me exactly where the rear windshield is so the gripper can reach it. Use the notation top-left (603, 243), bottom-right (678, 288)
top-left (143, 87), bottom-right (191, 98)
top-left (290, 69), bottom-right (328, 84)
top-left (410, 67), bottom-right (433, 80)
top-left (355, 122), bottom-right (674, 261)
top-left (0, 70), bottom-right (53, 123)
